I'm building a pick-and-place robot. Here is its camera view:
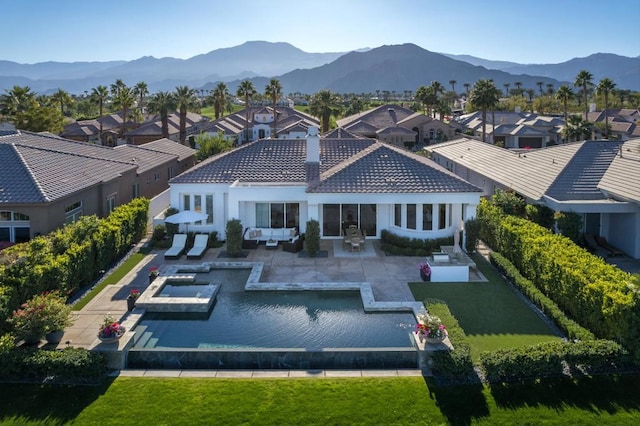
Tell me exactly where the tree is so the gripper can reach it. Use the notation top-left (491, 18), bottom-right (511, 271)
top-left (112, 86), bottom-right (135, 138)
top-left (555, 85), bottom-right (573, 123)
top-left (13, 103), bottom-right (63, 133)
top-left (1, 85), bottom-right (35, 117)
top-left (110, 79), bottom-right (126, 97)
top-left (574, 70), bottom-right (594, 116)
top-left (429, 81), bottom-right (445, 117)
top-left (148, 91), bottom-right (176, 139)
top-left (596, 78), bottom-right (616, 138)
top-left (211, 82), bottom-right (228, 119)
top-left (264, 78), bottom-right (282, 138)
top-left (536, 81), bottom-right (544, 96)
top-left (448, 80), bottom-right (457, 93)
top-left (463, 83), bottom-right (470, 95)
top-left (562, 115), bottom-right (592, 142)
top-left (225, 219), bottom-right (243, 258)
top-left (503, 83), bottom-right (510, 98)
top-left (174, 85), bottom-right (197, 145)
top-left (308, 89), bottom-right (342, 133)
top-left (50, 89), bottom-right (73, 117)
top-left (90, 85), bottom-right (109, 141)
top-left (344, 95), bottom-right (365, 116)
top-left (195, 132), bottom-right (233, 161)
top-left (469, 79), bottom-right (500, 142)
top-left (236, 80), bottom-right (257, 142)
top-left (133, 81), bottom-right (149, 116)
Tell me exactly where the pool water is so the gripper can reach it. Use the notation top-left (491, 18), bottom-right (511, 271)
top-left (133, 268), bottom-right (416, 349)
top-left (158, 283), bottom-right (211, 298)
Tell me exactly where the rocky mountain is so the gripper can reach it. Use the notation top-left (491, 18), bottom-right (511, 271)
top-left (443, 52), bottom-right (640, 91)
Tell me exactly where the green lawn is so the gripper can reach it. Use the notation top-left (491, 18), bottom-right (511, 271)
top-left (410, 255), bottom-right (559, 360)
top-left (1, 375), bottom-right (640, 425)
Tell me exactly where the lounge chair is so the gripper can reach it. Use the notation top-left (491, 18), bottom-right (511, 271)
top-left (187, 234), bottom-right (209, 259)
top-left (595, 236), bottom-right (625, 256)
top-left (584, 233), bottom-right (608, 258)
top-left (164, 234), bottom-right (187, 259)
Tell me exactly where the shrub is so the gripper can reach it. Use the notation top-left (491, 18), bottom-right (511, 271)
top-left (8, 291), bottom-right (74, 342)
top-left (151, 224), bottom-right (166, 242)
top-left (207, 231), bottom-right (221, 248)
top-left (380, 230), bottom-right (454, 256)
top-left (491, 189), bottom-right (526, 216)
top-left (305, 220), bottom-right (320, 257)
top-left (225, 219), bottom-right (243, 257)
top-left (464, 218), bottom-right (481, 253)
top-left (555, 210), bottom-right (583, 243)
top-left (164, 207), bottom-right (179, 237)
top-left (426, 301), bottom-right (474, 379)
top-left (525, 204), bottom-right (555, 230)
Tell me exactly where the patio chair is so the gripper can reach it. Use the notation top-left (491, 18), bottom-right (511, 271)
top-left (595, 236), bottom-right (625, 256)
top-left (242, 227), bottom-right (259, 249)
top-left (164, 234), bottom-right (187, 259)
top-left (187, 234), bottom-right (209, 259)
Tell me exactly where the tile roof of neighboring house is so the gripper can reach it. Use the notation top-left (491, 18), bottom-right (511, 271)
top-left (0, 131), bottom-right (194, 204)
top-left (343, 120), bottom-right (379, 133)
top-left (127, 112), bottom-right (206, 137)
top-left (199, 106), bottom-right (319, 136)
top-left (428, 138), bottom-right (628, 202)
top-left (337, 104), bottom-right (416, 128)
top-left (171, 136), bottom-right (481, 195)
top-left (137, 138), bottom-right (195, 162)
top-left (598, 139), bottom-right (640, 203)
top-left (376, 126), bottom-right (417, 136)
top-left (322, 128), bottom-right (363, 139)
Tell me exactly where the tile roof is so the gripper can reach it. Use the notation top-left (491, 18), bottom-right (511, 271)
top-left (199, 106), bottom-right (319, 136)
top-left (598, 139), bottom-right (640, 203)
top-left (171, 136), bottom-right (481, 195)
top-left (337, 104), bottom-right (416, 128)
top-left (0, 131), bottom-right (193, 204)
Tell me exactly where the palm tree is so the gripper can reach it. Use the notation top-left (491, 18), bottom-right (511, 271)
top-left (574, 70), bottom-right (594, 116)
top-left (555, 85), bottom-right (574, 123)
top-left (469, 79), bottom-right (500, 142)
top-left (174, 86), bottom-right (197, 146)
top-left (463, 83), bottom-right (470, 95)
top-left (50, 89), bottom-right (73, 117)
top-left (236, 80), bottom-right (257, 142)
top-left (503, 83), bottom-right (510, 98)
top-left (147, 91), bottom-right (176, 139)
top-left (133, 81), bottom-right (149, 116)
top-left (309, 89), bottom-right (342, 133)
top-left (562, 115), bottom-right (591, 142)
top-left (448, 80), bottom-right (457, 94)
top-left (264, 78), bottom-right (282, 138)
top-left (110, 79), bottom-right (126, 97)
top-left (536, 81), bottom-right (544, 96)
top-left (112, 86), bottom-right (135, 138)
top-left (546, 83), bottom-right (554, 96)
top-left (1, 85), bottom-right (35, 117)
top-left (596, 77), bottom-right (616, 138)
top-left (90, 85), bottom-right (109, 141)
top-left (211, 82), bottom-right (228, 119)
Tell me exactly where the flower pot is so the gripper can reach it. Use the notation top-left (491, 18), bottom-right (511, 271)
top-left (149, 274), bottom-right (158, 284)
top-left (425, 332), bottom-right (447, 345)
top-left (127, 296), bottom-right (136, 311)
top-left (98, 331), bottom-right (124, 343)
top-left (23, 334), bottom-right (43, 345)
top-left (45, 330), bottom-right (65, 344)
top-left (420, 271), bottom-right (430, 282)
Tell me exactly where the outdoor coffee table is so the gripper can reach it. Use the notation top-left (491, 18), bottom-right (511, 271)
top-left (266, 239), bottom-right (278, 250)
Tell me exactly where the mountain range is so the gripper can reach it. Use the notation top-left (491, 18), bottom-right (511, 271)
top-left (0, 41), bottom-right (638, 95)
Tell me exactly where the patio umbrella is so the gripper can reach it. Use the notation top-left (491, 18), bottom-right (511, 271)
top-left (164, 210), bottom-right (208, 232)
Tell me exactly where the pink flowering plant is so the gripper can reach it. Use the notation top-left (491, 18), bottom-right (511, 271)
top-left (149, 267), bottom-right (159, 277)
top-left (415, 313), bottom-right (446, 339)
top-left (9, 291), bottom-right (73, 341)
top-left (417, 263), bottom-right (431, 278)
top-left (98, 314), bottom-right (125, 339)
top-left (129, 289), bottom-right (140, 299)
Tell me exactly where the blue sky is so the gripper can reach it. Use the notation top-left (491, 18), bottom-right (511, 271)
top-left (2, 0), bottom-right (639, 64)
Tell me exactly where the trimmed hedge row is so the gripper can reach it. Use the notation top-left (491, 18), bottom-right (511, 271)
top-left (480, 340), bottom-right (630, 383)
top-left (0, 347), bottom-right (107, 384)
top-left (426, 300), bottom-right (474, 379)
top-left (489, 251), bottom-right (595, 342)
top-left (0, 198), bottom-right (149, 329)
top-left (477, 199), bottom-right (640, 358)
top-left (380, 230), bottom-right (454, 256)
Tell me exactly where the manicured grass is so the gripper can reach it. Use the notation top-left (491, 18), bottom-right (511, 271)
top-left (1, 375), bottom-right (640, 425)
top-left (72, 251), bottom-right (149, 311)
top-left (410, 255), bottom-right (559, 360)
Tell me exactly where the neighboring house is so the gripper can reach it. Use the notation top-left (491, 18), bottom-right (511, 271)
top-left (455, 111), bottom-right (565, 147)
top-left (125, 112), bottom-right (208, 145)
top-left (196, 106), bottom-right (319, 144)
top-left (168, 127), bottom-right (482, 242)
top-left (337, 104), bottom-right (455, 148)
top-left (0, 131), bottom-right (195, 243)
top-left (61, 113), bottom-right (128, 146)
top-left (585, 109), bottom-right (640, 141)
top-left (428, 138), bottom-right (640, 259)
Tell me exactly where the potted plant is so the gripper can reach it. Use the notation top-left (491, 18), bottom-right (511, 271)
top-left (417, 263), bottom-right (431, 282)
top-left (8, 291), bottom-right (74, 345)
top-left (149, 267), bottom-right (159, 284)
top-left (98, 314), bottom-right (125, 342)
top-left (414, 313), bottom-right (447, 344)
top-left (127, 289), bottom-right (140, 311)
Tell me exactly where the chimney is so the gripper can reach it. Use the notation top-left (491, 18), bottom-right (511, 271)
top-left (305, 126), bottom-right (320, 184)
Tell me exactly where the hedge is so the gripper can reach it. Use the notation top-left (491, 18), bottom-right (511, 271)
top-left (426, 300), bottom-right (474, 379)
top-left (0, 347), bottom-right (107, 384)
top-left (489, 252), bottom-right (595, 342)
top-left (477, 198), bottom-right (640, 359)
top-left (380, 230), bottom-right (454, 256)
top-left (0, 198), bottom-right (149, 330)
top-left (480, 340), bottom-right (630, 383)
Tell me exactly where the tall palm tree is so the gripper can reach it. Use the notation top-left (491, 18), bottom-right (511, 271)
top-left (574, 70), bottom-right (594, 117)
top-left (147, 91), bottom-right (176, 139)
top-left (236, 80), bottom-right (257, 142)
top-left (463, 83), bottom-right (470, 95)
top-left (596, 78), bottom-right (616, 138)
top-left (112, 86), bottom-right (135, 139)
top-left (133, 81), bottom-right (149, 116)
top-left (90, 85), bottom-right (109, 141)
top-left (546, 83), bottom-right (554, 96)
top-left (309, 89), bottom-right (342, 133)
top-left (469, 79), bottom-right (500, 142)
top-left (174, 85), bottom-right (197, 146)
top-left (211, 82), bottom-right (228, 119)
top-left (503, 83), bottom-right (510, 98)
top-left (555, 85), bottom-right (574, 123)
top-left (264, 78), bottom-right (282, 138)
top-left (562, 115), bottom-right (591, 142)
top-left (1, 85), bottom-right (35, 117)
top-left (50, 89), bottom-right (73, 117)
top-left (536, 81), bottom-right (544, 95)
top-left (110, 79), bottom-right (126, 97)
top-left (448, 80), bottom-right (457, 93)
